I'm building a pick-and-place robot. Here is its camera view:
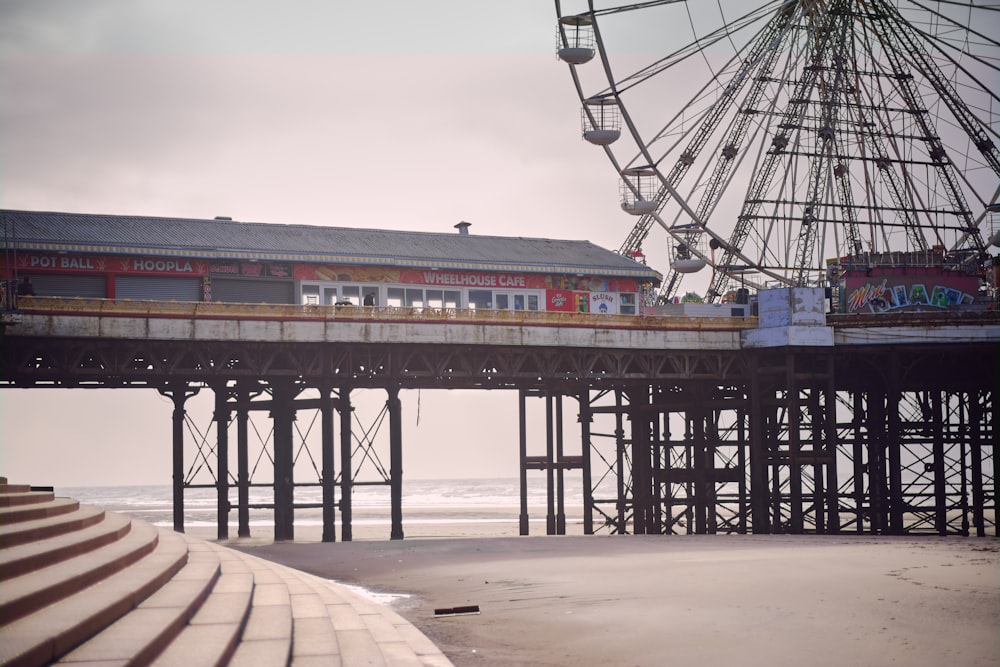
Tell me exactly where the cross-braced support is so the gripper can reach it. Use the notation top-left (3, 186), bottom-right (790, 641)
top-left (518, 389), bottom-right (586, 535)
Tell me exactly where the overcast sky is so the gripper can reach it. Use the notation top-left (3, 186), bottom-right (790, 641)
top-left (4, 2), bottom-right (993, 489)
top-left (0, 0), bottom-right (656, 487)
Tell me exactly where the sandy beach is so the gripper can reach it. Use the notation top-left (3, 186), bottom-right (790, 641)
top-left (230, 530), bottom-right (1000, 667)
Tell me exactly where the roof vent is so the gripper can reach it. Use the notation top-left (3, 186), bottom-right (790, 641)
top-left (215, 216), bottom-right (233, 220)
top-left (455, 221), bottom-right (471, 235)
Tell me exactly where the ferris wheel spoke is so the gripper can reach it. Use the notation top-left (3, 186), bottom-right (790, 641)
top-left (618, 3), bottom-right (802, 298)
top-left (606, 4), bottom-right (783, 96)
top-left (903, 0), bottom-right (1000, 54)
top-left (872, 3), bottom-right (985, 256)
top-left (555, 0), bottom-right (997, 304)
top-left (883, 5), bottom-right (1000, 179)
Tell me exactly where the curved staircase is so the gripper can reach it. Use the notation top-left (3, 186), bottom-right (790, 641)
top-left (0, 478), bottom-right (452, 667)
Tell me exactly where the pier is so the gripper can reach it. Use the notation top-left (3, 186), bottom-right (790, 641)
top-left (3, 293), bottom-right (995, 540)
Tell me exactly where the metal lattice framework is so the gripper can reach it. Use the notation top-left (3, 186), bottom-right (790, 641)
top-left (556, 0), bottom-right (999, 302)
top-left (3, 313), bottom-right (996, 538)
top-left (572, 348), bottom-right (995, 537)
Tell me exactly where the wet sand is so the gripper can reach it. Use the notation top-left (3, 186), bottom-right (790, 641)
top-left (229, 530), bottom-right (1000, 667)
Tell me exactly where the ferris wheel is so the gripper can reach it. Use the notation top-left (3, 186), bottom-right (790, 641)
top-left (555, 0), bottom-right (1000, 303)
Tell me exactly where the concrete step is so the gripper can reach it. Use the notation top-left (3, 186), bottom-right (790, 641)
top-left (149, 543), bottom-right (255, 667)
top-left (56, 534), bottom-right (222, 666)
top-left (0, 504), bottom-right (106, 549)
top-left (0, 511), bottom-right (133, 581)
top-left (0, 481), bottom-right (454, 667)
top-left (0, 515), bottom-right (157, 623)
top-left (0, 497), bottom-right (80, 526)
top-left (0, 482), bottom-right (32, 494)
top-left (226, 549), bottom-right (293, 667)
top-left (0, 490), bottom-right (56, 508)
top-left (296, 566), bottom-right (449, 667)
top-left (0, 523), bottom-right (189, 667)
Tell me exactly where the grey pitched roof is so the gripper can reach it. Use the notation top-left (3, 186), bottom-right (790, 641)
top-left (1, 209), bottom-right (661, 281)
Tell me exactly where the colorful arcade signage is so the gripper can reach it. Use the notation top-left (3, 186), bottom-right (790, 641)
top-left (12, 252), bottom-right (209, 276)
top-left (843, 268), bottom-right (977, 314)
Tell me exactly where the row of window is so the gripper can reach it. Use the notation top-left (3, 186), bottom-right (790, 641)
top-left (301, 282), bottom-right (638, 313)
top-left (19, 274), bottom-right (638, 314)
top-left (302, 282), bottom-right (541, 310)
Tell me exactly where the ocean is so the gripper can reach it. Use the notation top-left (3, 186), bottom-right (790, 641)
top-left (59, 476), bottom-right (596, 541)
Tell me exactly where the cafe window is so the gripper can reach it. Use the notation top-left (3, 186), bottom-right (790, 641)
top-left (620, 293), bottom-right (637, 315)
top-left (425, 289), bottom-right (460, 308)
top-left (494, 292), bottom-right (540, 312)
top-left (339, 284), bottom-right (379, 306)
top-left (468, 290), bottom-right (492, 309)
top-left (387, 287), bottom-right (460, 308)
top-left (302, 284), bottom-right (320, 305)
top-left (300, 282), bottom-right (339, 305)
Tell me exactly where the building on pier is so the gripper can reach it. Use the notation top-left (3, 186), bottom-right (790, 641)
top-left (1, 209), bottom-right (660, 316)
top-left (1, 209), bottom-right (996, 542)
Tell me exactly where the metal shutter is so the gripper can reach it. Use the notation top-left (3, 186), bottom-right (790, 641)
top-left (210, 278), bottom-right (294, 304)
top-left (28, 274), bottom-right (107, 298)
top-left (115, 276), bottom-right (201, 302)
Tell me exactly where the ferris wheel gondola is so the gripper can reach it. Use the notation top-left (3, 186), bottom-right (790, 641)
top-left (556, 0), bottom-right (1000, 303)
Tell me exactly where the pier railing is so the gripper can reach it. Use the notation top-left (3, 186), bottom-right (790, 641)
top-left (9, 296), bottom-right (758, 331)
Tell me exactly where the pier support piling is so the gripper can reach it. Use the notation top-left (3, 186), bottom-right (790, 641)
top-left (213, 382), bottom-right (230, 540)
top-left (159, 381), bottom-right (198, 535)
top-left (270, 378), bottom-right (298, 542)
top-left (389, 385), bottom-right (404, 540)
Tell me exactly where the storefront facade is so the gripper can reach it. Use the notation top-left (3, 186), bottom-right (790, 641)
top-left (2, 211), bottom-right (659, 315)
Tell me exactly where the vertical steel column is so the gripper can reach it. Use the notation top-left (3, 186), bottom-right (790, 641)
top-left (886, 353), bottom-right (903, 534)
top-left (614, 390), bottom-right (627, 533)
top-left (992, 388), bottom-right (998, 534)
top-left (519, 389), bottom-right (530, 535)
top-left (969, 391), bottom-right (985, 537)
top-left (824, 356), bottom-right (840, 533)
top-left (271, 378), bottom-right (296, 542)
top-left (736, 385), bottom-right (750, 534)
top-left (748, 356), bottom-right (769, 533)
top-left (868, 383), bottom-right (888, 533)
top-left (320, 385), bottom-right (336, 543)
top-left (850, 389), bottom-right (867, 533)
top-left (339, 388), bottom-right (354, 542)
top-left (236, 387), bottom-right (250, 538)
top-left (388, 385), bottom-right (404, 540)
top-left (214, 383), bottom-right (230, 541)
top-left (704, 399), bottom-right (718, 535)
top-left (555, 394), bottom-right (566, 535)
top-left (806, 377), bottom-right (825, 533)
top-left (786, 352), bottom-right (803, 533)
top-left (959, 394), bottom-right (970, 537)
top-left (679, 409), bottom-right (692, 534)
top-left (171, 389), bottom-right (186, 535)
top-left (652, 399), bottom-right (666, 535)
top-left (545, 393), bottom-right (556, 535)
top-left (692, 394), bottom-right (708, 534)
top-left (685, 383), bottom-right (718, 535)
top-left (579, 391), bottom-right (594, 535)
top-left (159, 382), bottom-right (197, 535)
top-left (631, 387), bottom-right (651, 535)
top-left (931, 390), bottom-right (947, 536)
